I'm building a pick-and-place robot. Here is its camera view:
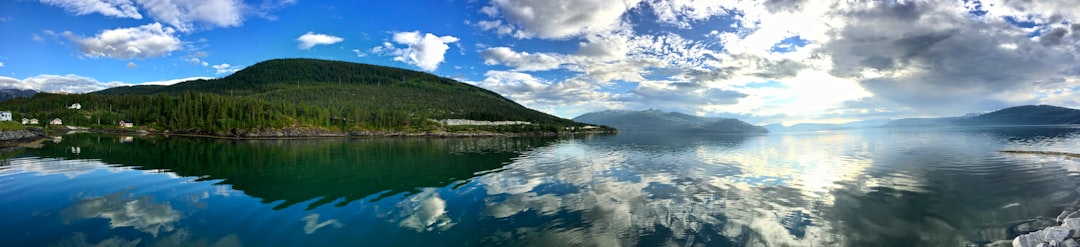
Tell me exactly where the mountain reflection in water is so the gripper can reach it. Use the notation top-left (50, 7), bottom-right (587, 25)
top-left (24, 134), bottom-right (550, 209)
top-left (1, 127), bottom-right (1079, 246)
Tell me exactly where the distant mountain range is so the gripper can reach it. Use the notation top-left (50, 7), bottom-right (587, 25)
top-left (0, 89), bottom-right (37, 101)
top-left (885, 105), bottom-right (1080, 127)
top-left (572, 110), bottom-right (768, 134)
top-left (741, 105), bottom-right (1080, 132)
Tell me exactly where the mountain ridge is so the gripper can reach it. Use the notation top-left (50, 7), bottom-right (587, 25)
top-left (883, 105), bottom-right (1080, 127)
top-left (0, 89), bottom-right (38, 102)
top-left (573, 110), bottom-right (767, 134)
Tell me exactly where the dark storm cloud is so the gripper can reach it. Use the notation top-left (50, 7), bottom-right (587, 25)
top-left (749, 58), bottom-right (806, 79)
top-left (821, 0), bottom-right (1080, 115)
top-left (1040, 27), bottom-right (1068, 46)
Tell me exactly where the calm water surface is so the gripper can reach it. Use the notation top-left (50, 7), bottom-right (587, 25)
top-left (3, 127), bottom-right (1080, 246)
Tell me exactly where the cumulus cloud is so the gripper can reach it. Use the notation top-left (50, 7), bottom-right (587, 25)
top-left (126, 61), bottom-right (137, 69)
top-left (0, 61), bottom-right (4, 67)
top-left (819, 0), bottom-right (1080, 115)
top-left (39, 0), bottom-right (246, 32)
top-left (375, 31), bottom-right (459, 71)
top-left (297, 32), bottom-right (344, 50)
top-left (65, 22), bottom-right (181, 60)
top-left (141, 0), bottom-right (244, 32)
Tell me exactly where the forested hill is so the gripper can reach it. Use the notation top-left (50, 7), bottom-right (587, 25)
top-left (3, 59), bottom-right (603, 135)
top-left (95, 58), bottom-right (552, 123)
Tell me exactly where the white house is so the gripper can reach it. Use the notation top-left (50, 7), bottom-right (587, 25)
top-left (68, 103), bottom-right (81, 110)
top-left (0, 111), bottom-right (10, 121)
top-left (28, 118), bottom-right (38, 125)
top-left (49, 118), bottom-right (63, 125)
top-left (119, 120), bottom-right (134, 128)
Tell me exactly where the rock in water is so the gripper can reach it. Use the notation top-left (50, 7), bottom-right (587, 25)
top-left (1065, 218), bottom-right (1080, 238)
top-left (1062, 239), bottom-right (1079, 247)
top-left (1060, 211), bottom-right (1073, 223)
top-left (1015, 233), bottom-right (1045, 247)
top-left (1043, 227), bottom-right (1072, 242)
top-left (1068, 211), bottom-right (1080, 220)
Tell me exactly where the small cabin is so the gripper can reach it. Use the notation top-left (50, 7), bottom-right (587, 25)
top-left (68, 103), bottom-right (81, 110)
top-left (28, 118), bottom-right (39, 125)
top-left (0, 111), bottom-right (11, 122)
top-left (49, 118), bottom-right (63, 125)
top-left (119, 120), bottom-right (134, 128)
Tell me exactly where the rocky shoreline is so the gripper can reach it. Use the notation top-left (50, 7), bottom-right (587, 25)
top-left (0, 128), bottom-right (47, 146)
top-left (1011, 209), bottom-right (1080, 247)
top-left (90, 127), bottom-right (614, 139)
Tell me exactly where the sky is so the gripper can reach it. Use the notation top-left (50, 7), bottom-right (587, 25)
top-left (1, 0), bottom-right (1080, 125)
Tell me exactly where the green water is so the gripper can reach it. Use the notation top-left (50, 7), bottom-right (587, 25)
top-left (3, 127), bottom-right (1080, 246)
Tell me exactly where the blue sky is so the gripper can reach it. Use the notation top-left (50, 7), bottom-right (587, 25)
top-left (2, 0), bottom-right (1080, 125)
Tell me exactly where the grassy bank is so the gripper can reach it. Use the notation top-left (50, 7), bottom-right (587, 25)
top-left (0, 121), bottom-right (26, 131)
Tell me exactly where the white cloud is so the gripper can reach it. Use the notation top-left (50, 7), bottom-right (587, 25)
top-left (475, 70), bottom-right (616, 117)
top-left (376, 31), bottom-right (459, 71)
top-left (212, 63), bottom-right (240, 74)
top-left (137, 76), bottom-right (212, 86)
top-left (0, 74), bottom-right (127, 93)
top-left (126, 61), bottom-right (137, 68)
top-left (351, 49), bottom-right (367, 57)
top-left (297, 32), bottom-right (344, 50)
top-left (480, 47), bottom-right (566, 71)
top-left (394, 189), bottom-right (454, 232)
top-left (39, 0), bottom-right (246, 32)
top-left (186, 57), bottom-right (208, 66)
top-left (0, 74), bottom-right (213, 93)
top-left (0, 61), bottom-right (4, 67)
top-left (483, 0), bottom-right (643, 39)
top-left (65, 22), bottom-right (181, 60)
top-left (476, 20), bottom-right (515, 36)
top-left (39, 0), bottom-right (143, 19)
top-left (466, 0), bottom-right (1080, 123)
top-left (65, 193), bottom-right (180, 237)
top-left (140, 0), bottom-right (244, 32)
